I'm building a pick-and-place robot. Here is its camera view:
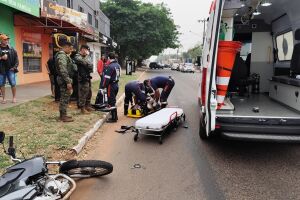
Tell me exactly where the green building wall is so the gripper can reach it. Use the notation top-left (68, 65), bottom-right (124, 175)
top-left (0, 4), bottom-right (16, 47)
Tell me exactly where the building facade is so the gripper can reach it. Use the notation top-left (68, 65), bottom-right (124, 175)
top-left (0, 0), bottom-right (111, 85)
top-left (54, 0), bottom-right (111, 72)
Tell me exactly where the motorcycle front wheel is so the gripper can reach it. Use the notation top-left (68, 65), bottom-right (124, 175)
top-left (59, 160), bottom-right (113, 178)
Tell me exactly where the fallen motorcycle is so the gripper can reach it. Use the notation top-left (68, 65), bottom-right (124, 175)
top-left (0, 131), bottom-right (113, 200)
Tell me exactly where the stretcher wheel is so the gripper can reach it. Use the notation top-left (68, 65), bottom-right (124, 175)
top-left (134, 134), bottom-right (139, 142)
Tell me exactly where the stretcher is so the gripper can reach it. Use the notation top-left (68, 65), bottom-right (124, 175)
top-left (133, 107), bottom-right (186, 144)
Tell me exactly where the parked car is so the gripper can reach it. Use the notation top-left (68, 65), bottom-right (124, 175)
top-left (164, 64), bottom-right (171, 68)
top-left (149, 62), bottom-right (164, 69)
top-left (182, 63), bottom-right (195, 73)
top-left (171, 63), bottom-right (179, 70)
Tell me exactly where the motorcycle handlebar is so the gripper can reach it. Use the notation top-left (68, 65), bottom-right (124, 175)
top-left (8, 136), bottom-right (16, 159)
top-left (9, 136), bottom-right (13, 148)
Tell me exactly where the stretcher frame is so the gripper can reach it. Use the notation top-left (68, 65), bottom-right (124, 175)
top-left (133, 109), bottom-right (186, 144)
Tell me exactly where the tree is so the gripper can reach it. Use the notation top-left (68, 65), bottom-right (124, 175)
top-left (101, 0), bottom-right (179, 66)
top-left (181, 44), bottom-right (202, 63)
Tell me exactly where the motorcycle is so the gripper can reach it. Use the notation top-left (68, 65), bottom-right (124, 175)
top-left (0, 131), bottom-right (113, 200)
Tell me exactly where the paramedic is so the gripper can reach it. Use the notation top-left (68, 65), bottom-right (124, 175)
top-left (100, 52), bottom-right (121, 122)
top-left (124, 81), bottom-right (148, 115)
top-left (144, 76), bottom-right (175, 108)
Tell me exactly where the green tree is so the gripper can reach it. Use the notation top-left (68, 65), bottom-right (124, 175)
top-left (181, 44), bottom-right (202, 63)
top-left (101, 0), bottom-right (179, 66)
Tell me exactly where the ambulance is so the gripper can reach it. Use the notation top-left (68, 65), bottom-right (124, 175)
top-left (199, 0), bottom-right (300, 141)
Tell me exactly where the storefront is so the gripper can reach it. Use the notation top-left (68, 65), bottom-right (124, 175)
top-left (0, 0), bottom-right (40, 84)
top-left (13, 0), bottom-right (95, 85)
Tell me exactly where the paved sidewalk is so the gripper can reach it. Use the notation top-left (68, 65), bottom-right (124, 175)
top-left (0, 73), bottom-right (101, 111)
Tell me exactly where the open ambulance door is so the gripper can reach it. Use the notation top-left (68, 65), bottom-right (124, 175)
top-left (199, 0), bottom-right (224, 139)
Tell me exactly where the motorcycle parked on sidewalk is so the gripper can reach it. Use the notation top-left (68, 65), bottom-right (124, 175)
top-left (0, 131), bottom-right (113, 200)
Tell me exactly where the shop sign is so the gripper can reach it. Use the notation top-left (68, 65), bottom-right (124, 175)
top-left (0, 0), bottom-right (40, 17)
top-left (41, 0), bottom-right (90, 33)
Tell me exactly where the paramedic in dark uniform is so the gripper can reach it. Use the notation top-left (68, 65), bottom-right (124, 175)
top-left (124, 81), bottom-right (148, 115)
top-left (101, 52), bottom-right (121, 122)
top-left (144, 76), bottom-right (175, 108)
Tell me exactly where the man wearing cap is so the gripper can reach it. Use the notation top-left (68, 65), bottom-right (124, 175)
top-left (0, 34), bottom-right (19, 104)
top-left (55, 41), bottom-right (76, 122)
top-left (73, 44), bottom-right (94, 114)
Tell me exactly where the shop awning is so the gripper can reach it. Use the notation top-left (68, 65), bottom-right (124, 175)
top-left (14, 12), bottom-right (96, 37)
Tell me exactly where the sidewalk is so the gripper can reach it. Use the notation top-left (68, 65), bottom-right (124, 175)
top-left (0, 73), bottom-right (100, 111)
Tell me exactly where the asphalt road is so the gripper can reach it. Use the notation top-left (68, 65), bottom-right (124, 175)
top-left (71, 69), bottom-right (300, 200)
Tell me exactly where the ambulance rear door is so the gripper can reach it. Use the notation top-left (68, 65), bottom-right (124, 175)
top-left (201, 0), bottom-right (224, 135)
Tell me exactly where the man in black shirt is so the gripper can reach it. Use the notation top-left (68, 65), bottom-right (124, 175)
top-left (46, 57), bottom-right (56, 97)
top-left (0, 34), bottom-right (19, 104)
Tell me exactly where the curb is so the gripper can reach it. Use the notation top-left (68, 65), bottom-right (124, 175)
top-left (72, 70), bottom-right (147, 154)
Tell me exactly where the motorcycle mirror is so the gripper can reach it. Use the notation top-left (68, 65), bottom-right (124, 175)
top-left (0, 132), bottom-right (5, 144)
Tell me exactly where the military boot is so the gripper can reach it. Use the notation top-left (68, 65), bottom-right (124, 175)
top-left (107, 108), bottom-right (117, 123)
top-left (80, 107), bottom-right (89, 114)
top-left (85, 106), bottom-right (94, 112)
top-left (60, 112), bottom-right (74, 122)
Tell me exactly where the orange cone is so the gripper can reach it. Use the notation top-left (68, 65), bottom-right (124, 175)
top-left (216, 41), bottom-right (242, 109)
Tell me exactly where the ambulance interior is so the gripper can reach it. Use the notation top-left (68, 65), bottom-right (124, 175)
top-left (218, 0), bottom-right (300, 120)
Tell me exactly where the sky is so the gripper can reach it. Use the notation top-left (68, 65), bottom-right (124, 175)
top-left (142, 0), bottom-right (212, 54)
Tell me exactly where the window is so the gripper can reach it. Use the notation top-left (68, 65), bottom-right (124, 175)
top-left (78, 6), bottom-right (84, 13)
top-left (276, 31), bottom-right (294, 61)
top-left (95, 19), bottom-right (98, 28)
top-left (67, 0), bottom-right (73, 8)
top-left (88, 13), bottom-right (92, 25)
top-left (22, 33), bottom-right (42, 73)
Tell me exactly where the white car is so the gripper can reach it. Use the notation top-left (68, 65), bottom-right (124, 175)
top-left (182, 63), bottom-right (195, 73)
top-left (171, 63), bottom-right (179, 70)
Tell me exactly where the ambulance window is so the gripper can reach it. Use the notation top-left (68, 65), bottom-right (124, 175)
top-left (276, 31), bottom-right (294, 61)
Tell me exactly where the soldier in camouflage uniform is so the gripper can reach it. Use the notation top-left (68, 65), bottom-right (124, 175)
top-left (55, 41), bottom-right (76, 122)
top-left (73, 45), bottom-right (94, 114)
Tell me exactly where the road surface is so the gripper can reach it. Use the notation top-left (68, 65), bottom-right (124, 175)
top-left (71, 69), bottom-right (300, 200)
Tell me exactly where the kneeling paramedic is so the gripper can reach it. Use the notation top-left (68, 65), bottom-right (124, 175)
top-left (100, 52), bottom-right (121, 122)
top-left (124, 81), bottom-right (148, 116)
top-left (144, 76), bottom-right (175, 108)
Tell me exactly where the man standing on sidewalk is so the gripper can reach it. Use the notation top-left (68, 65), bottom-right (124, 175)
top-left (55, 41), bottom-right (76, 122)
top-left (0, 34), bottom-right (19, 104)
top-left (74, 45), bottom-right (94, 114)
